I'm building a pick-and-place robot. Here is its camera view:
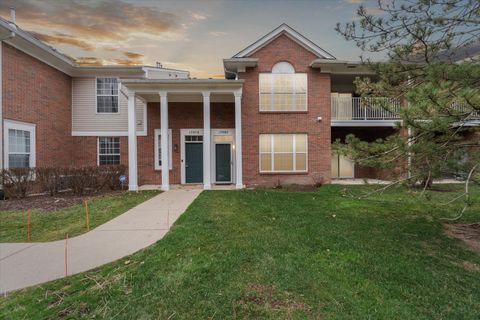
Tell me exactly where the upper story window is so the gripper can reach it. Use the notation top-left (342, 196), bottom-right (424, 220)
top-left (97, 77), bottom-right (119, 113)
top-left (259, 62), bottom-right (307, 112)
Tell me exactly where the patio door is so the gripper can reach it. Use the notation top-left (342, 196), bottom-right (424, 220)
top-left (331, 152), bottom-right (354, 178)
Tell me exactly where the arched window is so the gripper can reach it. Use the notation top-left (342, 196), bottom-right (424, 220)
top-left (259, 62), bottom-right (307, 111)
top-left (271, 61), bottom-right (295, 74)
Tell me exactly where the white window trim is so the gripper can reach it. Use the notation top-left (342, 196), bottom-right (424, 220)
top-left (154, 129), bottom-right (173, 170)
top-left (3, 120), bottom-right (36, 169)
top-left (259, 134), bottom-right (308, 173)
top-left (95, 77), bottom-right (120, 114)
top-left (259, 73), bottom-right (308, 112)
top-left (97, 137), bottom-right (121, 166)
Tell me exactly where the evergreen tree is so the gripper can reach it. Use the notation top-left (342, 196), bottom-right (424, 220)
top-left (334, 0), bottom-right (479, 202)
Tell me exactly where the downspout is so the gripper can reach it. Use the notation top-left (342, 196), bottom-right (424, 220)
top-left (224, 67), bottom-right (238, 80)
top-left (0, 40), bottom-right (3, 185)
top-left (0, 8), bottom-right (18, 191)
top-left (407, 126), bottom-right (412, 179)
top-left (406, 76), bottom-right (413, 180)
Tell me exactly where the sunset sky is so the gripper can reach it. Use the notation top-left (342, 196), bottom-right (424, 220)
top-left (0, 0), bottom-right (381, 78)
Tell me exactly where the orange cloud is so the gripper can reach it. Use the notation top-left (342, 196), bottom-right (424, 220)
top-left (113, 58), bottom-right (143, 66)
top-left (31, 32), bottom-right (95, 51)
top-left (75, 57), bottom-right (104, 66)
top-left (75, 51), bottom-right (145, 66)
top-left (123, 52), bottom-right (144, 60)
top-left (0, 0), bottom-right (180, 41)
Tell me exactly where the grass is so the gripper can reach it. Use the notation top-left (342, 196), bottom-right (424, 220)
top-left (0, 191), bottom-right (160, 242)
top-left (1, 184), bottom-right (480, 319)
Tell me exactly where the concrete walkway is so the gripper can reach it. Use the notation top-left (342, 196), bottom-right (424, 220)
top-left (0, 189), bottom-right (202, 294)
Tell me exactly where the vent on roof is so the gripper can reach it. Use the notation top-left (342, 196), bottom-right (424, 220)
top-left (156, 62), bottom-right (162, 68)
top-left (10, 7), bottom-right (16, 25)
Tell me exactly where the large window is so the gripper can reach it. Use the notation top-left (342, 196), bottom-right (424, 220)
top-left (4, 120), bottom-right (36, 169)
top-left (97, 77), bottom-right (119, 113)
top-left (98, 137), bottom-right (120, 165)
top-left (259, 134), bottom-right (307, 173)
top-left (154, 129), bottom-right (173, 170)
top-left (259, 62), bottom-right (307, 112)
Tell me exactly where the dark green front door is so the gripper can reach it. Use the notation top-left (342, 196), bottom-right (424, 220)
top-left (185, 143), bottom-right (203, 183)
top-left (215, 144), bottom-right (231, 183)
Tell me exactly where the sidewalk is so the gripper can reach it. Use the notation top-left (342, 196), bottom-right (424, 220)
top-left (0, 189), bottom-right (202, 294)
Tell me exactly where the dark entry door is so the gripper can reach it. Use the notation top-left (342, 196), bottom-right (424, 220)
top-left (215, 144), bottom-right (231, 183)
top-left (185, 143), bottom-right (203, 183)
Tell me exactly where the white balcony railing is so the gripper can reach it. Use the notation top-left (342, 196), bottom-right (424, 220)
top-left (331, 97), bottom-right (401, 121)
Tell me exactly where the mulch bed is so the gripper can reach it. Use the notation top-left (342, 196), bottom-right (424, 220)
top-left (0, 190), bottom-right (121, 212)
top-left (444, 223), bottom-right (480, 253)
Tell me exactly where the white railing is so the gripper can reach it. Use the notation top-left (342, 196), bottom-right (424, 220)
top-left (331, 97), bottom-right (401, 120)
top-left (452, 103), bottom-right (480, 119)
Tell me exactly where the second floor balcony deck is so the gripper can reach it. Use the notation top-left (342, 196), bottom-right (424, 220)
top-left (330, 96), bottom-right (479, 127)
top-left (331, 96), bottom-right (402, 127)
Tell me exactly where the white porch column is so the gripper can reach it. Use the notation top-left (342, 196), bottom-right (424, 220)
top-left (127, 91), bottom-right (138, 191)
top-left (234, 91), bottom-right (244, 189)
top-left (203, 91), bottom-right (211, 189)
top-left (160, 91), bottom-right (170, 191)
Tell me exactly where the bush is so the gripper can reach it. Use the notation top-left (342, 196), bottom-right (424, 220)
top-left (1, 168), bottom-right (35, 199)
top-left (66, 166), bottom-right (99, 195)
top-left (36, 167), bottom-right (64, 196)
top-left (65, 165), bottom-right (127, 195)
top-left (98, 165), bottom-right (127, 190)
top-left (1, 165), bottom-right (128, 198)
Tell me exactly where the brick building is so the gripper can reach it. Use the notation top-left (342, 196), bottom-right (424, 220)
top-left (1, 19), bottom-right (474, 190)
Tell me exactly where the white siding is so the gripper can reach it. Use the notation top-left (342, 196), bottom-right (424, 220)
top-left (144, 67), bottom-right (189, 79)
top-left (72, 78), bottom-right (146, 135)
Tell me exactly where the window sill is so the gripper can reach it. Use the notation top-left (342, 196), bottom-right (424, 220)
top-left (259, 171), bottom-right (308, 175)
top-left (259, 111), bottom-right (308, 114)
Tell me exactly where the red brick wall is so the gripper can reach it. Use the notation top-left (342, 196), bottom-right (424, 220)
top-left (2, 43), bottom-right (73, 168)
top-left (71, 136), bottom-right (129, 168)
top-left (238, 34), bottom-right (332, 186)
top-left (71, 102), bottom-right (235, 185)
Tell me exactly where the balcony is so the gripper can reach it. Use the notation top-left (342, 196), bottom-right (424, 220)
top-left (330, 96), bottom-right (479, 127)
top-left (331, 96), bottom-right (401, 127)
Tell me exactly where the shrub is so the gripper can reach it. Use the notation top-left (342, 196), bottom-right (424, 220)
top-left (36, 167), bottom-right (65, 196)
top-left (66, 166), bottom-right (99, 195)
top-left (1, 168), bottom-right (35, 199)
top-left (65, 165), bottom-right (126, 195)
top-left (98, 165), bottom-right (127, 190)
top-left (1, 165), bottom-right (128, 198)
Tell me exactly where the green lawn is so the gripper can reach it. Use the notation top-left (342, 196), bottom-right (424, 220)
top-left (1, 185), bottom-right (480, 319)
top-left (0, 191), bottom-right (160, 242)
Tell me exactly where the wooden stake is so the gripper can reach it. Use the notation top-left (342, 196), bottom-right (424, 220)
top-left (27, 209), bottom-right (31, 242)
top-left (84, 200), bottom-right (89, 231)
top-left (65, 234), bottom-right (68, 277)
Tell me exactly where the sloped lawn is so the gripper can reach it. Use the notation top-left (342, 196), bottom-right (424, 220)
top-left (1, 185), bottom-right (479, 319)
top-left (0, 191), bottom-right (160, 242)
